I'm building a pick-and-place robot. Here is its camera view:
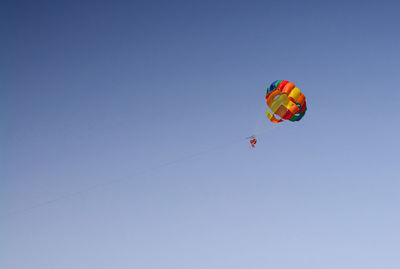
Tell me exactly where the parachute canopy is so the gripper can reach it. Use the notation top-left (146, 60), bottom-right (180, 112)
top-left (266, 80), bottom-right (307, 123)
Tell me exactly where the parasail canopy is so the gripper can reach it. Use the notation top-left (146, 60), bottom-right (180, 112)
top-left (265, 80), bottom-right (307, 123)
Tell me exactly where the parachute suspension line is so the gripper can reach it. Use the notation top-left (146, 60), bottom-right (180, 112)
top-left (252, 111), bottom-right (267, 136)
top-left (251, 96), bottom-right (269, 137)
top-left (251, 100), bottom-right (279, 138)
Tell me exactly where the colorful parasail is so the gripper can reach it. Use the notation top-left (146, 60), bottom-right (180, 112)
top-left (266, 80), bottom-right (307, 123)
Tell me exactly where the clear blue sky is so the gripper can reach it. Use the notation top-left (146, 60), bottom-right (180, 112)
top-left (2, 0), bottom-right (400, 268)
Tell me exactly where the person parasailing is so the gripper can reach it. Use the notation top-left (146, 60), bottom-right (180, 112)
top-left (249, 136), bottom-right (257, 148)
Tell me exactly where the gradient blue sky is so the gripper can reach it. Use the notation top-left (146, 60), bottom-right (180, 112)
top-left (2, 0), bottom-right (400, 268)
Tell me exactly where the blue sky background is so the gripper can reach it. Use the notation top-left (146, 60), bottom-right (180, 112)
top-left (2, 0), bottom-right (400, 268)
